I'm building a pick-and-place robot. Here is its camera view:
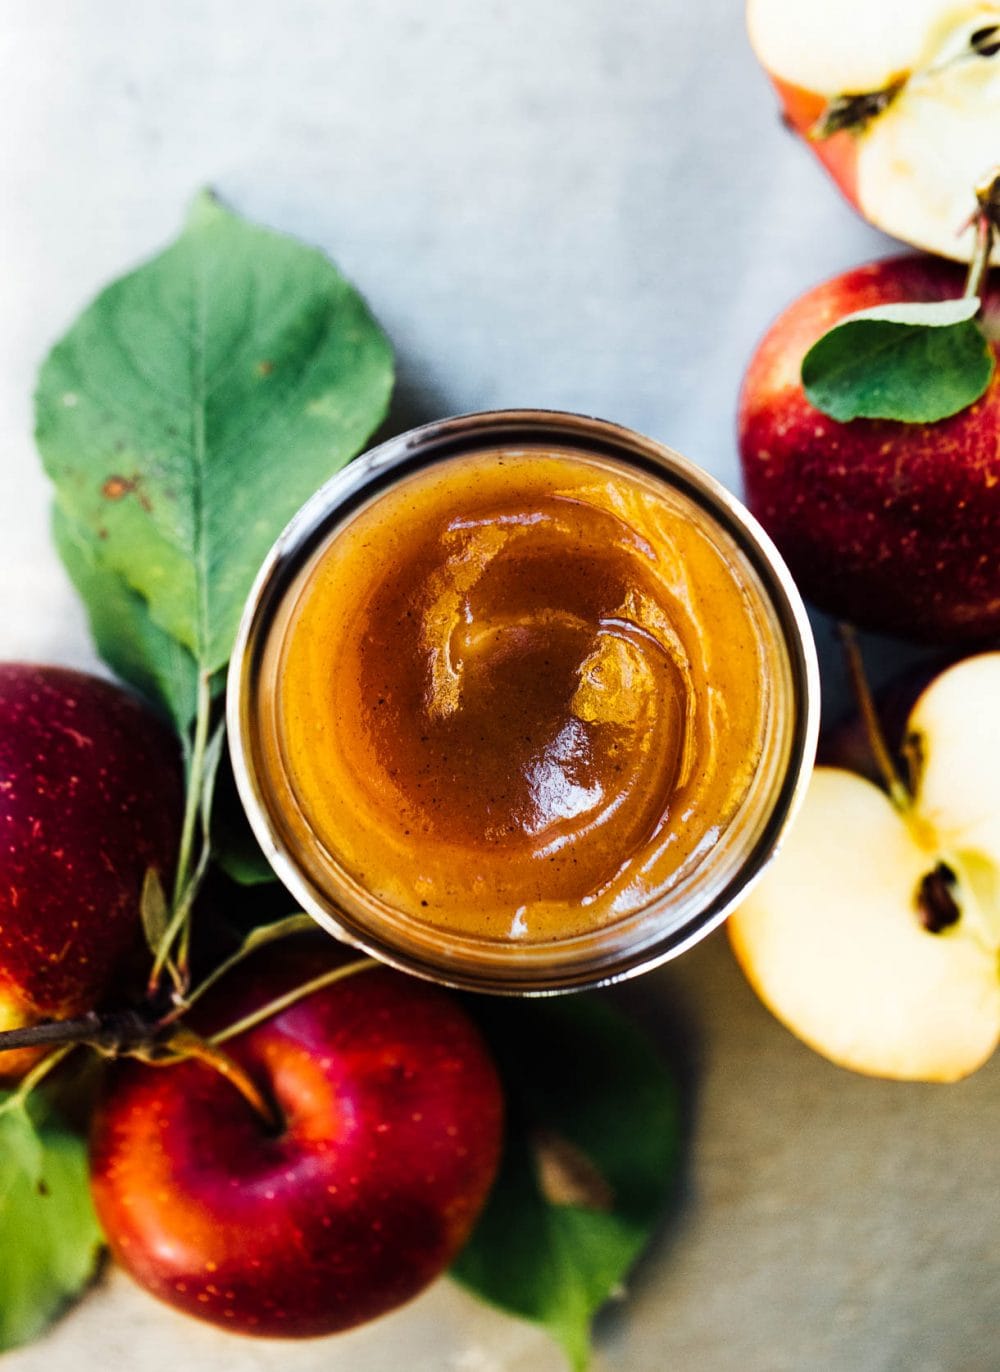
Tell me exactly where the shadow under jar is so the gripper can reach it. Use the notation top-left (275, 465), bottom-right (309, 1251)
top-left (229, 410), bottom-right (818, 994)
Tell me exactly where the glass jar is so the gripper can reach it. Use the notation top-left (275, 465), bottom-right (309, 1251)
top-left (228, 409), bottom-right (818, 993)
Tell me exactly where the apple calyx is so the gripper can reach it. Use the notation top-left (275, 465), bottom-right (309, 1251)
top-left (811, 77), bottom-right (906, 139)
top-left (809, 21), bottom-right (1000, 142)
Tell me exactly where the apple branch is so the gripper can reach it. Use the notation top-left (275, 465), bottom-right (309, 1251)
top-left (0, 1007), bottom-right (153, 1059)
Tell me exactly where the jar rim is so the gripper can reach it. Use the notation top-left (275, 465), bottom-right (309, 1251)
top-left (227, 408), bottom-right (820, 994)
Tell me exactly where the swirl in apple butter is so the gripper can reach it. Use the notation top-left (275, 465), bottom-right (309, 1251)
top-left (276, 451), bottom-right (768, 941)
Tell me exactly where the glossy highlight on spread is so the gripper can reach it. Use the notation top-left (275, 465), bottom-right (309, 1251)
top-left (274, 451), bottom-right (769, 942)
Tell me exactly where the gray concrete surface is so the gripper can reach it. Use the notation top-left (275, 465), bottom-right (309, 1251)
top-left (2, 2), bottom-right (997, 1369)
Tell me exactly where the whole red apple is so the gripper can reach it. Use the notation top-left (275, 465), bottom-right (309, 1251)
top-left (89, 940), bottom-right (504, 1338)
top-left (739, 255), bottom-right (1000, 641)
top-left (0, 664), bottom-right (182, 1078)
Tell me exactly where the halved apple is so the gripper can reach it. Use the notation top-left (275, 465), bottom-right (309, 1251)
top-left (748, 0), bottom-right (1000, 262)
top-left (729, 653), bottom-right (1000, 1082)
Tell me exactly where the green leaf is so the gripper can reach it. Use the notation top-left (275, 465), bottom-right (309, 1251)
top-left (53, 505), bottom-right (198, 732)
top-left (0, 1100), bottom-right (103, 1351)
top-left (801, 296), bottom-right (995, 423)
top-left (37, 189), bottom-right (394, 675)
top-left (0, 1105), bottom-right (43, 1190)
top-left (139, 866), bottom-right (170, 956)
top-left (213, 836), bottom-right (276, 887)
top-left (453, 997), bottom-right (679, 1371)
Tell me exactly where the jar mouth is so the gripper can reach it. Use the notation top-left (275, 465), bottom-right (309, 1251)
top-left (228, 409), bottom-right (819, 995)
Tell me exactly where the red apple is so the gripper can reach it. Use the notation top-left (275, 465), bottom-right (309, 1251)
top-left (748, 0), bottom-right (1000, 263)
top-left (89, 940), bottom-right (504, 1338)
top-left (739, 254), bottom-right (1000, 641)
top-left (0, 664), bottom-right (182, 1078)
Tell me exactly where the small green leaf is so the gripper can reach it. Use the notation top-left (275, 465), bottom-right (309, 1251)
top-left (37, 189), bottom-right (394, 675)
top-left (139, 867), bottom-right (170, 955)
top-left (233, 913), bottom-right (316, 954)
top-left (53, 506), bottom-right (198, 732)
top-left (213, 837), bottom-right (277, 887)
top-left (453, 997), bottom-right (679, 1371)
top-left (0, 1098), bottom-right (103, 1351)
top-left (801, 296), bottom-right (995, 423)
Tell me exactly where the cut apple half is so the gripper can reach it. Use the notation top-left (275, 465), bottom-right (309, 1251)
top-left (730, 653), bottom-right (1000, 1082)
top-left (748, 0), bottom-right (1000, 262)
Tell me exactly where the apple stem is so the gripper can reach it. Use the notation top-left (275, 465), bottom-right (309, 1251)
top-left (837, 624), bottom-right (912, 812)
top-left (154, 1027), bottom-right (283, 1133)
top-left (963, 170), bottom-right (1000, 301)
top-left (209, 958), bottom-right (379, 1049)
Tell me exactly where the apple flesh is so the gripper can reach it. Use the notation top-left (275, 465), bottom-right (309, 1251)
top-left (748, 0), bottom-right (1000, 263)
top-left (729, 653), bottom-right (1000, 1082)
top-left (0, 664), bottom-right (182, 1079)
top-left (89, 940), bottom-right (504, 1338)
top-left (739, 254), bottom-right (1000, 641)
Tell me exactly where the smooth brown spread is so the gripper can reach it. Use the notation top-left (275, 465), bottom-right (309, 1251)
top-left (276, 450), bottom-right (767, 941)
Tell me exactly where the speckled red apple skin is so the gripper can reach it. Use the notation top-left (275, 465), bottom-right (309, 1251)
top-left (739, 256), bottom-right (1000, 642)
top-left (89, 942), bottom-right (504, 1339)
top-left (0, 664), bottom-right (182, 1077)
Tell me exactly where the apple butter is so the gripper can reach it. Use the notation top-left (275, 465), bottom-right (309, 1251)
top-left (274, 450), bottom-right (768, 942)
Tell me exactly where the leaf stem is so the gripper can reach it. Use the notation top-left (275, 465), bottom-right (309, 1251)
top-left (837, 623), bottom-right (912, 813)
top-left (0, 1045), bottom-right (75, 1116)
top-left (209, 958), bottom-right (378, 1048)
top-left (164, 914), bottom-right (317, 1024)
top-left (172, 668), bottom-right (212, 909)
top-left (149, 668), bottom-right (214, 995)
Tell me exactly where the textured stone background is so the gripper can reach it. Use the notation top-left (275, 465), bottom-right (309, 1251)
top-left (2, 2), bottom-right (998, 1369)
